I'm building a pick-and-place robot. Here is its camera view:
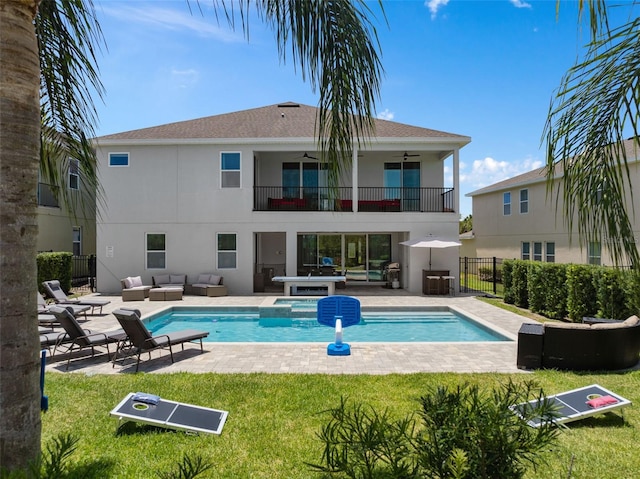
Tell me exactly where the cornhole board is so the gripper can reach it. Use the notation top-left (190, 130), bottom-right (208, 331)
top-left (513, 384), bottom-right (631, 427)
top-left (110, 393), bottom-right (228, 435)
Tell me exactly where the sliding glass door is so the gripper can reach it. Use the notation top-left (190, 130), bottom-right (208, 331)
top-left (297, 233), bottom-right (391, 282)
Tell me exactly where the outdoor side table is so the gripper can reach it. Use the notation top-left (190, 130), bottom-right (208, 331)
top-left (517, 322), bottom-right (544, 370)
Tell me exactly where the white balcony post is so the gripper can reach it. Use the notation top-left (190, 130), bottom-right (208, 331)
top-left (453, 148), bottom-right (460, 214)
top-left (352, 147), bottom-right (359, 212)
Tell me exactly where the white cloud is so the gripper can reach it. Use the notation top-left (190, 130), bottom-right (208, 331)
top-left (101, 4), bottom-right (242, 41)
top-left (426, 0), bottom-right (450, 20)
top-left (461, 156), bottom-right (543, 189)
top-left (377, 109), bottom-right (394, 121)
top-left (510, 0), bottom-right (532, 9)
top-left (170, 68), bottom-right (199, 89)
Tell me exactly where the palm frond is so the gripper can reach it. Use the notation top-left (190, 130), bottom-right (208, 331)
top-left (36, 0), bottom-right (105, 218)
top-left (544, 10), bottom-right (640, 267)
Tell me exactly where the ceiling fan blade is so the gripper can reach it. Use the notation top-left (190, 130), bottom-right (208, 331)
top-left (303, 152), bottom-right (318, 160)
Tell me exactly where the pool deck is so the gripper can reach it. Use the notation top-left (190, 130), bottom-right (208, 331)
top-left (44, 289), bottom-right (534, 375)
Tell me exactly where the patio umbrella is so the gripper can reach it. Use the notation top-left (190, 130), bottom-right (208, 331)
top-left (399, 235), bottom-right (461, 268)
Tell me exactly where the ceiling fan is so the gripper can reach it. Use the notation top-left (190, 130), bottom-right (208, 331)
top-left (394, 151), bottom-right (420, 161)
top-left (295, 152), bottom-right (318, 160)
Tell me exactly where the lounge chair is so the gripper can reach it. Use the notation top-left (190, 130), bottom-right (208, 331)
top-left (40, 330), bottom-right (69, 352)
top-left (38, 292), bottom-right (90, 321)
top-left (49, 305), bottom-right (125, 370)
top-left (42, 280), bottom-right (111, 314)
top-left (112, 308), bottom-right (209, 372)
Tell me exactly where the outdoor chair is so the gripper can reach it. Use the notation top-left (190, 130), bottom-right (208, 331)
top-left (112, 308), bottom-right (209, 372)
top-left (42, 280), bottom-right (111, 314)
top-left (49, 305), bottom-right (125, 370)
top-left (38, 292), bottom-right (90, 321)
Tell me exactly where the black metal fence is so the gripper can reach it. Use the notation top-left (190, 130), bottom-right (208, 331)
top-left (459, 257), bottom-right (503, 296)
top-left (72, 254), bottom-right (96, 292)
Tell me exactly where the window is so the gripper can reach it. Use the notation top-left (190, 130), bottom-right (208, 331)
top-left (69, 159), bottom-right (79, 190)
top-left (519, 189), bottom-right (528, 214)
top-left (109, 152), bottom-right (129, 167)
top-left (217, 233), bottom-right (237, 269)
top-left (72, 227), bottom-right (81, 255)
top-left (588, 242), bottom-right (601, 265)
top-left (545, 242), bottom-right (555, 262)
top-left (521, 242), bottom-right (530, 260)
top-left (146, 233), bottom-right (166, 269)
top-left (533, 242), bottom-right (542, 261)
top-left (503, 192), bottom-right (511, 216)
top-left (221, 152), bottom-right (241, 188)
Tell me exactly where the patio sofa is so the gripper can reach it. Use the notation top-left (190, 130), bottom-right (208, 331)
top-left (186, 274), bottom-right (228, 297)
top-left (152, 274), bottom-right (186, 289)
top-left (120, 276), bottom-right (153, 301)
top-left (517, 315), bottom-right (640, 371)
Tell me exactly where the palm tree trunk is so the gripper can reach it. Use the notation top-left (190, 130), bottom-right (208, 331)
top-left (0, 0), bottom-right (43, 471)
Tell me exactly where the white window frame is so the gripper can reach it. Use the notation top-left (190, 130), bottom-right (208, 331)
top-left (545, 242), bottom-right (555, 262)
top-left (588, 242), bottom-right (601, 265)
top-left (220, 151), bottom-right (241, 188)
top-left (533, 242), bottom-right (542, 261)
top-left (69, 158), bottom-right (80, 190)
top-left (503, 192), bottom-right (511, 216)
top-left (519, 189), bottom-right (528, 214)
top-left (146, 232), bottom-right (166, 270)
top-left (72, 226), bottom-right (81, 256)
top-left (109, 152), bottom-right (130, 167)
top-left (521, 242), bottom-right (530, 260)
top-left (217, 232), bottom-right (237, 269)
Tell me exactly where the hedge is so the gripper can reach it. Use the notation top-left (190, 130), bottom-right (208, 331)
top-left (37, 252), bottom-right (73, 293)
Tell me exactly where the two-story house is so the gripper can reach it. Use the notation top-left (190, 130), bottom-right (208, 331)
top-left (37, 161), bottom-right (96, 256)
top-left (466, 137), bottom-right (640, 265)
top-left (93, 102), bottom-right (470, 294)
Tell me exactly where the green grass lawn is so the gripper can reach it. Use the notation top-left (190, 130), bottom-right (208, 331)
top-left (42, 370), bottom-right (640, 478)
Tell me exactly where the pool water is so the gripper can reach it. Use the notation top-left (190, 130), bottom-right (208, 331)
top-left (144, 307), bottom-right (510, 343)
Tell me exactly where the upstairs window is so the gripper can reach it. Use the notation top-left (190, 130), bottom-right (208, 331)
top-left (221, 152), bottom-right (241, 188)
top-left (69, 159), bottom-right (79, 190)
top-left (109, 152), bottom-right (129, 167)
top-left (503, 192), bottom-right (511, 216)
top-left (519, 189), bottom-right (528, 214)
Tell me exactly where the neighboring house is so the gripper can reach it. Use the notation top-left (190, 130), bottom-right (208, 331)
top-left (93, 102), bottom-right (470, 294)
top-left (37, 159), bottom-right (96, 256)
top-left (466, 138), bottom-right (640, 265)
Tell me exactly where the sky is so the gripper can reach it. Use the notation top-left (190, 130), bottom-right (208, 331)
top-left (91, 0), bottom-right (637, 217)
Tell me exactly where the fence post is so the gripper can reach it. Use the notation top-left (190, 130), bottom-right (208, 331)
top-left (464, 256), bottom-right (469, 293)
top-left (89, 254), bottom-right (96, 292)
top-left (492, 257), bottom-right (497, 295)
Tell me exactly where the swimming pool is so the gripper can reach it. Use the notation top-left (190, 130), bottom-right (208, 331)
top-left (143, 306), bottom-right (511, 343)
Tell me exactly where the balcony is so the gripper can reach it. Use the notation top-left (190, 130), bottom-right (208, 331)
top-left (254, 186), bottom-right (454, 213)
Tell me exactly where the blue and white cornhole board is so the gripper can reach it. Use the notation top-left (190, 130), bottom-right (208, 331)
top-left (317, 296), bottom-right (361, 356)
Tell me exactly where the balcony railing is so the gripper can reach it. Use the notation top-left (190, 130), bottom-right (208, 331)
top-left (254, 186), bottom-right (454, 213)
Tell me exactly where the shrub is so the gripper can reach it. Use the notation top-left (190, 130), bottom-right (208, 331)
top-left (37, 252), bottom-right (73, 293)
top-left (502, 260), bottom-right (515, 304)
top-left (511, 260), bottom-right (529, 309)
top-left (595, 268), bottom-right (631, 319)
top-left (566, 264), bottom-right (598, 321)
top-left (310, 380), bottom-right (559, 479)
top-left (478, 266), bottom-right (502, 283)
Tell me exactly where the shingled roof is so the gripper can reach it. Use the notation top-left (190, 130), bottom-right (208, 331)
top-left (96, 102), bottom-right (469, 142)
top-left (467, 137), bottom-right (640, 197)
